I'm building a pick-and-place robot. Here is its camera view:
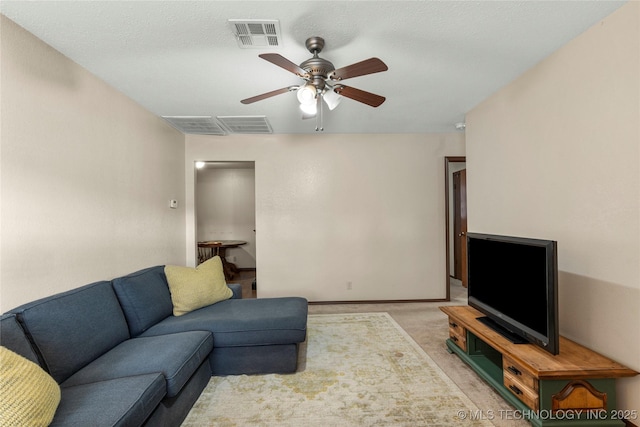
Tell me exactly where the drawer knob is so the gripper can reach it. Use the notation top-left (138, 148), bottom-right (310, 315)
top-left (507, 365), bottom-right (522, 376)
top-left (451, 336), bottom-right (459, 342)
top-left (449, 322), bottom-right (458, 328)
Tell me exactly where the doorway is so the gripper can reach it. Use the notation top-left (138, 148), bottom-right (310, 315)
top-left (445, 156), bottom-right (466, 300)
top-left (195, 161), bottom-right (257, 297)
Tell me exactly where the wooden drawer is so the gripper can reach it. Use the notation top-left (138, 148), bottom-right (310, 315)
top-left (503, 357), bottom-right (539, 410)
top-left (504, 371), bottom-right (539, 409)
top-left (503, 358), bottom-right (538, 392)
top-left (448, 318), bottom-right (467, 351)
top-left (448, 318), bottom-right (465, 337)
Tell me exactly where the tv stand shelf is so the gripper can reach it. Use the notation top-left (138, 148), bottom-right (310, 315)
top-left (440, 305), bottom-right (638, 427)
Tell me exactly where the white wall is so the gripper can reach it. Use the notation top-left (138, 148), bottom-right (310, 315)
top-left (186, 133), bottom-right (465, 301)
top-left (466, 2), bottom-right (639, 413)
top-left (196, 166), bottom-right (256, 268)
top-left (0, 16), bottom-right (186, 311)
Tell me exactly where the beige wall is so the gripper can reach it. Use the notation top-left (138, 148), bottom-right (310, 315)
top-left (186, 133), bottom-right (465, 301)
top-left (466, 2), bottom-right (639, 413)
top-left (0, 16), bottom-right (187, 311)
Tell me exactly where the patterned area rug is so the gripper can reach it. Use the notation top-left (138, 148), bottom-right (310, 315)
top-left (182, 312), bottom-right (493, 426)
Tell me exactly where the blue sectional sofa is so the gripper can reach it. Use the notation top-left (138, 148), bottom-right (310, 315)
top-left (0, 266), bottom-right (308, 426)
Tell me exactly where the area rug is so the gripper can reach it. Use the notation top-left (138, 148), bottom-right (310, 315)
top-left (181, 312), bottom-right (493, 426)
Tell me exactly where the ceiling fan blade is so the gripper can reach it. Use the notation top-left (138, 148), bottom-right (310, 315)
top-left (259, 53), bottom-right (309, 78)
top-left (330, 58), bottom-right (388, 81)
top-left (333, 85), bottom-right (386, 107)
top-left (240, 87), bottom-right (295, 104)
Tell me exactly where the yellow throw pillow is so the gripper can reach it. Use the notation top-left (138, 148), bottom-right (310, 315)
top-left (0, 346), bottom-right (61, 427)
top-left (165, 256), bottom-right (233, 316)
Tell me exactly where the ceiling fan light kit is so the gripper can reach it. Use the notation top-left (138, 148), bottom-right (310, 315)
top-left (241, 36), bottom-right (388, 131)
top-left (299, 101), bottom-right (317, 116)
top-left (322, 89), bottom-right (342, 111)
top-left (296, 84), bottom-right (317, 105)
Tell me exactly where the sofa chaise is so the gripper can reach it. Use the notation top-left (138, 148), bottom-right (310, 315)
top-left (0, 264), bottom-right (308, 426)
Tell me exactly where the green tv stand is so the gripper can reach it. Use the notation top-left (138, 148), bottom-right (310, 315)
top-left (440, 306), bottom-right (638, 427)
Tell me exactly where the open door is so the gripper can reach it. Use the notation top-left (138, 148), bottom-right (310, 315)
top-left (445, 156), bottom-right (466, 300)
top-left (453, 169), bottom-right (468, 287)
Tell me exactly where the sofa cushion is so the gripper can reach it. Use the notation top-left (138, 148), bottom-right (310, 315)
top-left (164, 256), bottom-right (233, 316)
top-left (112, 266), bottom-right (173, 336)
top-left (0, 346), bottom-right (61, 427)
top-left (141, 360), bottom-right (211, 427)
top-left (11, 281), bottom-right (130, 383)
top-left (141, 297), bottom-right (308, 347)
top-left (0, 314), bottom-right (40, 365)
top-left (227, 283), bottom-right (243, 300)
top-left (210, 344), bottom-right (300, 375)
top-left (62, 331), bottom-right (213, 398)
top-left (52, 373), bottom-right (165, 427)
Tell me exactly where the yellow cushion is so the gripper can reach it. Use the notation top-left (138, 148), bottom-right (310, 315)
top-left (0, 346), bottom-right (61, 427)
top-left (165, 256), bottom-right (233, 316)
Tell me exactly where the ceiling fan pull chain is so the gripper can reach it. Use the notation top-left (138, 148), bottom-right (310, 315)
top-left (316, 93), bottom-right (324, 132)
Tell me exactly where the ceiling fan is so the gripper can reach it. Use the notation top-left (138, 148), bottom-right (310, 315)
top-left (240, 36), bottom-right (388, 131)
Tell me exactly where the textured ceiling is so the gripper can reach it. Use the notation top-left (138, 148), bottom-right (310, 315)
top-left (0, 1), bottom-right (627, 134)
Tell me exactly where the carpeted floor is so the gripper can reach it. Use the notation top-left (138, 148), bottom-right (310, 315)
top-left (307, 281), bottom-right (528, 427)
top-left (219, 274), bottom-right (528, 427)
top-left (183, 312), bottom-right (496, 426)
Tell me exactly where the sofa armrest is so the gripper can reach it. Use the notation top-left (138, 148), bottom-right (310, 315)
top-left (227, 283), bottom-right (242, 299)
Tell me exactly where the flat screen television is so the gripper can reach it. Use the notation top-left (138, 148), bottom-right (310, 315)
top-left (466, 232), bottom-right (559, 355)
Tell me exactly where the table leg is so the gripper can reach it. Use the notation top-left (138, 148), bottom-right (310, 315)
top-left (217, 248), bottom-right (237, 280)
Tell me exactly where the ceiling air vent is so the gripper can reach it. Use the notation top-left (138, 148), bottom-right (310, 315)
top-left (162, 116), bottom-right (226, 135)
top-left (228, 19), bottom-right (281, 48)
top-left (217, 116), bottom-right (273, 134)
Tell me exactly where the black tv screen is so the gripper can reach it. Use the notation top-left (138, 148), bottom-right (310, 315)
top-left (467, 233), bottom-right (559, 355)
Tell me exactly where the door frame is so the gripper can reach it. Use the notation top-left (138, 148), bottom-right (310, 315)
top-left (444, 156), bottom-right (466, 301)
